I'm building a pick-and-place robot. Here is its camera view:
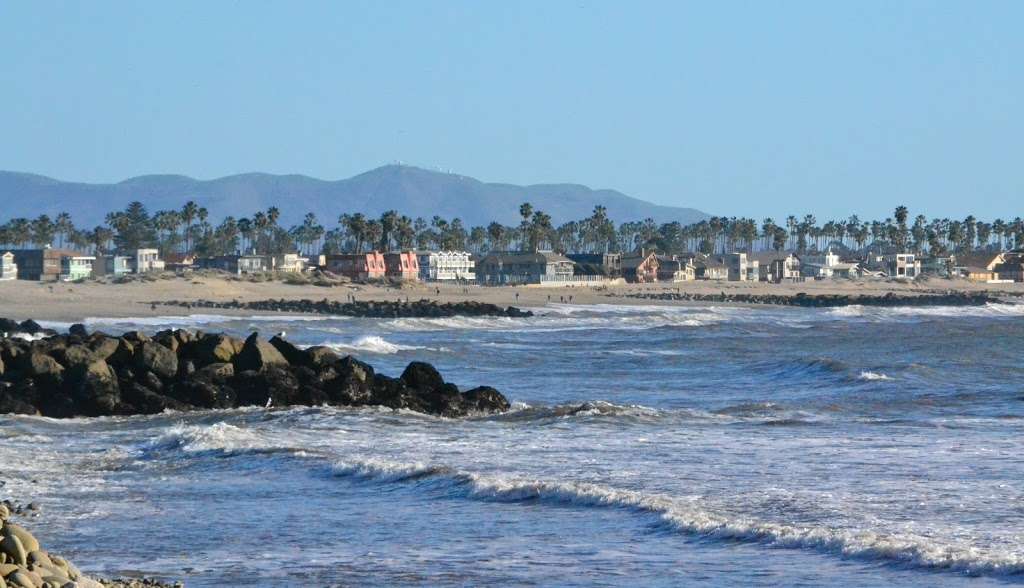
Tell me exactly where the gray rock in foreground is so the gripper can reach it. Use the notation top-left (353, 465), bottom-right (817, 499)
top-left (0, 502), bottom-right (181, 587)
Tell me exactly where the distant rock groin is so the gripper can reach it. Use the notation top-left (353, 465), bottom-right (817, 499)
top-left (153, 298), bottom-right (533, 318)
top-left (617, 291), bottom-right (1000, 307)
top-left (0, 320), bottom-right (510, 419)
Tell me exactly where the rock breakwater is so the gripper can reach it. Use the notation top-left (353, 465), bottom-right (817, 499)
top-left (152, 298), bottom-right (533, 318)
top-left (0, 320), bottom-right (510, 419)
top-left (616, 290), bottom-right (1000, 307)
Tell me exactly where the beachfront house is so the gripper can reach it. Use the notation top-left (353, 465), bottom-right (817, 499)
top-left (996, 251), bottom-right (1024, 282)
top-left (749, 251), bottom-right (801, 283)
top-left (198, 253), bottom-right (272, 275)
top-left (725, 252), bottom-right (759, 281)
top-left (655, 255), bottom-right (695, 282)
top-left (417, 250), bottom-right (475, 282)
top-left (271, 253), bottom-right (306, 273)
top-left (130, 248), bottom-right (165, 273)
top-left (921, 255), bottom-right (955, 278)
top-left (8, 248), bottom-right (84, 281)
top-left (97, 255), bottom-right (131, 277)
top-left (164, 252), bottom-right (197, 272)
top-left (325, 251), bottom-right (387, 280)
top-left (0, 252), bottom-right (17, 280)
top-left (621, 251), bottom-right (659, 283)
top-left (695, 256), bottom-right (729, 280)
top-left (384, 251), bottom-right (419, 281)
top-left (952, 252), bottom-right (1005, 282)
top-left (59, 255), bottom-right (96, 281)
top-left (881, 253), bottom-right (921, 279)
top-left (800, 249), bottom-right (861, 279)
top-left (565, 253), bottom-right (622, 278)
top-left (476, 251), bottom-right (576, 285)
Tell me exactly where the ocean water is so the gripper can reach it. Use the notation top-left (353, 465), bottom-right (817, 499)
top-left (4, 302), bottom-right (1024, 586)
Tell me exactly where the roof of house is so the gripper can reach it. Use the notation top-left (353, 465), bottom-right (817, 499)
top-left (696, 258), bottom-right (728, 270)
top-left (621, 252), bottom-right (657, 270)
top-left (953, 253), bottom-right (1004, 271)
top-left (481, 251), bottom-right (573, 264)
top-left (747, 251), bottom-right (798, 264)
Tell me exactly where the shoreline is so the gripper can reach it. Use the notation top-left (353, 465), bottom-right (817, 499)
top-left (0, 277), bottom-right (1022, 322)
top-left (0, 501), bottom-right (181, 588)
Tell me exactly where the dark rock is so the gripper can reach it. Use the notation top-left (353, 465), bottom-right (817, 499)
top-left (123, 383), bottom-right (191, 414)
top-left (191, 334), bottom-right (244, 366)
top-left (0, 321), bottom-right (510, 418)
top-left (170, 380), bottom-right (236, 409)
top-left (268, 335), bottom-right (307, 367)
top-left (462, 386), bottom-right (512, 413)
top-left (400, 361), bottom-right (445, 392)
top-left (69, 323), bottom-right (89, 337)
top-left (324, 356), bottom-right (375, 404)
top-left (232, 366), bottom-right (299, 407)
top-left (66, 359), bottom-right (121, 416)
top-left (194, 362), bottom-right (234, 383)
top-left (18, 319), bottom-right (44, 334)
top-left (235, 332), bottom-right (289, 372)
top-left (305, 346), bottom-right (340, 369)
top-left (134, 341), bottom-right (179, 380)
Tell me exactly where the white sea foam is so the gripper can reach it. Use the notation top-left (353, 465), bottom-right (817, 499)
top-left (148, 422), bottom-right (268, 453)
top-left (331, 456), bottom-right (1024, 577)
top-left (315, 335), bottom-right (446, 355)
top-left (828, 302), bottom-right (1024, 321)
top-left (858, 371), bottom-right (894, 381)
top-left (9, 332), bottom-right (49, 341)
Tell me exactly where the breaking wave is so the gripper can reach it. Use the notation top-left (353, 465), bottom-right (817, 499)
top-left (827, 302), bottom-right (1024, 321)
top-left (858, 371), bottom-right (894, 381)
top-left (317, 335), bottom-right (446, 355)
top-left (329, 456), bottom-right (1024, 577)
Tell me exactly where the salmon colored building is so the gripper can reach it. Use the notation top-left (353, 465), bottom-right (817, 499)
top-left (384, 251), bottom-right (419, 280)
top-left (325, 251), bottom-right (387, 280)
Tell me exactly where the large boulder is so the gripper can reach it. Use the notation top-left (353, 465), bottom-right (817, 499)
top-left (268, 336), bottom-right (307, 367)
top-left (324, 356), bottom-right (375, 405)
top-left (234, 333), bottom-right (289, 372)
top-left (122, 383), bottom-right (191, 414)
top-left (49, 344), bottom-right (98, 369)
top-left (232, 366), bottom-right (300, 407)
top-left (194, 362), bottom-right (234, 383)
top-left (87, 335), bottom-right (121, 361)
top-left (400, 361), bottom-right (445, 392)
top-left (192, 334), bottom-right (243, 366)
top-left (19, 352), bottom-right (65, 379)
top-left (461, 386), bottom-right (511, 413)
top-left (134, 341), bottom-right (179, 380)
top-left (169, 379), bottom-right (235, 409)
top-left (304, 346), bottom-right (340, 369)
top-left (66, 359), bottom-right (121, 416)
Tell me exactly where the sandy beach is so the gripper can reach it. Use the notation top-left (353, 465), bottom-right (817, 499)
top-left (1, 274), bottom-right (1022, 322)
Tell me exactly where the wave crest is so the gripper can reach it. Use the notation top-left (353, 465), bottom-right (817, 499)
top-left (330, 456), bottom-right (1024, 577)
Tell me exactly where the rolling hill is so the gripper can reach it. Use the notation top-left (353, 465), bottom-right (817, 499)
top-left (0, 165), bottom-right (709, 228)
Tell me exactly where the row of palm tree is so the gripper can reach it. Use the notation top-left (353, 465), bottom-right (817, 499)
top-left (1, 202), bottom-right (1021, 258)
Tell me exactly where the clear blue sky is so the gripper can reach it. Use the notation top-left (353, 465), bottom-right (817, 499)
top-left (1, 1), bottom-right (1020, 220)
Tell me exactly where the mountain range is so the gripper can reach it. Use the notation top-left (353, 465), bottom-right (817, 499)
top-left (0, 164), bottom-right (709, 228)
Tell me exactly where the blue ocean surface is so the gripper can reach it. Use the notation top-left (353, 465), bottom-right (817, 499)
top-left (4, 302), bottom-right (1024, 586)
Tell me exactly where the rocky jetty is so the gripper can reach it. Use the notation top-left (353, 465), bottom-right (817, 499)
top-left (152, 298), bottom-right (533, 318)
top-left (0, 502), bottom-right (180, 588)
top-left (616, 290), bottom-right (1000, 307)
top-left (0, 320), bottom-right (510, 419)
